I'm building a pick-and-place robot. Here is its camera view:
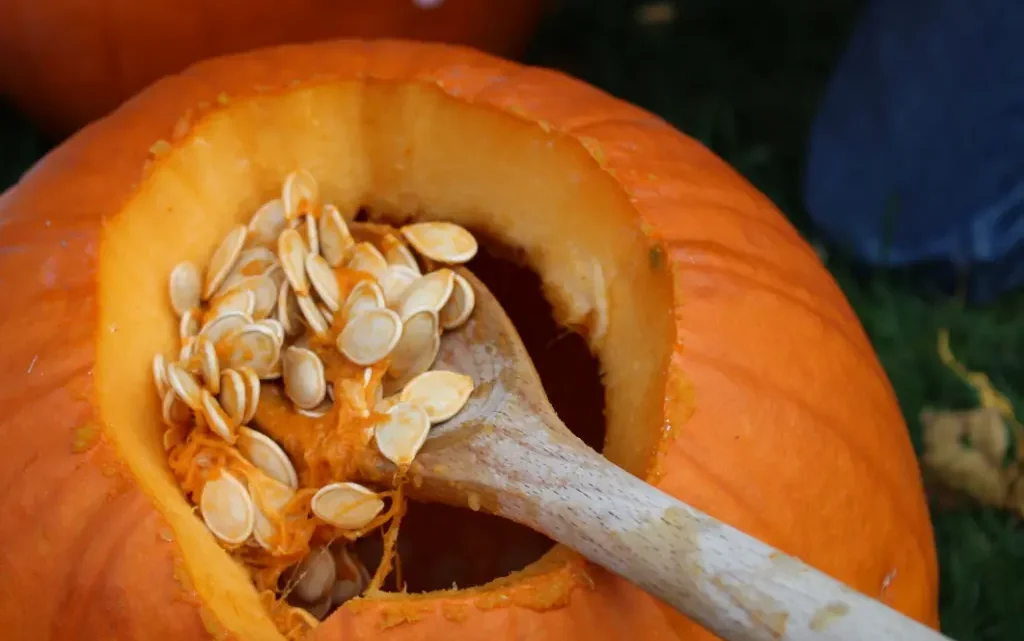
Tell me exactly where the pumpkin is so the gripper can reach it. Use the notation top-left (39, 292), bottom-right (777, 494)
top-left (0, 40), bottom-right (939, 640)
top-left (0, 0), bottom-right (547, 136)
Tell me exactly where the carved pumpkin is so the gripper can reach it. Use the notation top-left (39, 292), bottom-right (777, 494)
top-left (0, 0), bottom-right (546, 136)
top-left (0, 40), bottom-right (939, 640)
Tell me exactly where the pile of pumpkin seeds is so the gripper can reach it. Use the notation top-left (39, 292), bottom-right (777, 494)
top-left (152, 170), bottom-right (478, 620)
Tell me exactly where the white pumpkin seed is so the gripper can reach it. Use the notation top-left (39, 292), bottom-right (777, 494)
top-left (400, 222), bottom-right (478, 264)
top-left (166, 362), bottom-right (203, 410)
top-left (383, 238), bottom-right (421, 275)
top-left (153, 353), bottom-right (169, 398)
top-left (282, 169), bottom-right (319, 221)
top-left (249, 473), bottom-right (295, 551)
top-left (221, 324), bottom-right (280, 378)
top-left (218, 369), bottom-right (247, 426)
top-left (387, 309), bottom-right (440, 383)
top-left (237, 426), bottom-right (298, 489)
top-left (342, 280), bottom-right (384, 320)
top-left (398, 268), bottom-right (455, 320)
top-left (169, 261), bottom-right (202, 317)
top-left (439, 272), bottom-right (475, 330)
top-left (297, 397), bottom-right (333, 418)
top-left (278, 228), bottom-right (310, 296)
top-left (311, 482), bottom-right (385, 530)
top-left (318, 303), bottom-right (335, 326)
top-left (277, 281), bottom-right (302, 336)
top-left (208, 289), bottom-right (256, 320)
top-left (200, 388), bottom-right (238, 443)
top-left (237, 366), bottom-right (261, 423)
top-left (200, 471), bottom-right (255, 545)
top-left (179, 338), bottom-right (195, 363)
top-left (161, 389), bottom-right (192, 426)
top-left (375, 402), bottom-right (430, 467)
top-left (283, 346), bottom-right (327, 410)
top-left (179, 308), bottom-right (200, 342)
top-left (296, 293), bottom-right (330, 336)
top-left (346, 242), bottom-right (387, 280)
top-left (400, 370), bottom-right (475, 424)
top-left (291, 545), bottom-right (336, 603)
top-left (217, 247), bottom-right (279, 295)
top-left (257, 318), bottom-right (285, 346)
top-left (378, 265), bottom-right (419, 309)
top-left (195, 336), bottom-right (220, 395)
top-left (199, 310), bottom-right (252, 346)
top-left (318, 205), bottom-right (354, 267)
top-left (224, 274), bottom-right (277, 320)
top-left (337, 308), bottom-right (402, 366)
top-left (306, 254), bottom-right (340, 312)
top-left (203, 225), bottom-right (248, 300)
top-left (304, 213), bottom-right (319, 256)
top-left (247, 199), bottom-right (288, 247)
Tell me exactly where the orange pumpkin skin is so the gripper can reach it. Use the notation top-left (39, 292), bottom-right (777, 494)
top-left (0, 0), bottom-right (546, 136)
top-left (0, 40), bottom-right (939, 640)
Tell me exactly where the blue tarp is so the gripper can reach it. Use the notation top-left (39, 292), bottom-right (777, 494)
top-left (803, 0), bottom-right (1023, 302)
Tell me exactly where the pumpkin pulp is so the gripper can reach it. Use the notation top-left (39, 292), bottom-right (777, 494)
top-left (97, 81), bottom-right (672, 639)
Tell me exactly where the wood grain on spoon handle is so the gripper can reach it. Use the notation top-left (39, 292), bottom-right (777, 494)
top-left (362, 398), bottom-right (949, 641)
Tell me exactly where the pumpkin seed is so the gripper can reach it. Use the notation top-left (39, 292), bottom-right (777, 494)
top-left (218, 369), bottom-right (247, 427)
top-left (296, 293), bottom-right (330, 336)
top-left (291, 545), bottom-right (336, 603)
top-left (332, 544), bottom-right (370, 601)
top-left (278, 228), bottom-right (310, 296)
top-left (195, 336), bottom-right (220, 395)
top-left (237, 426), bottom-right (298, 489)
top-left (179, 308), bottom-right (200, 342)
top-left (400, 222), bottom-right (478, 264)
top-left (199, 311), bottom-right (252, 346)
top-left (169, 261), bottom-right (202, 317)
top-left (166, 362), bottom-right (203, 410)
top-left (282, 346), bottom-right (327, 410)
top-left (318, 204), bottom-right (354, 267)
top-left (305, 594), bottom-right (333, 621)
top-left (378, 265), bottom-right (419, 309)
top-left (249, 473), bottom-right (295, 551)
top-left (179, 339), bottom-right (195, 363)
top-left (247, 199), bottom-right (288, 248)
top-left (201, 388), bottom-right (238, 443)
top-left (337, 308), bottom-right (402, 366)
top-left (346, 242), bottom-right (387, 280)
top-left (400, 370), bottom-right (475, 424)
top-left (387, 309), bottom-right (439, 383)
top-left (398, 268), bottom-right (455, 320)
top-left (208, 289), bottom-right (256, 320)
top-left (311, 482), bottom-right (384, 530)
top-left (200, 471), bottom-right (254, 545)
top-left (237, 366), bottom-right (261, 423)
top-left (161, 389), bottom-right (192, 426)
top-left (306, 254), bottom-right (340, 312)
top-left (304, 213), bottom-right (320, 256)
top-left (277, 281), bottom-right (302, 337)
top-left (203, 225), bottom-right (248, 300)
top-left (439, 272), bottom-right (475, 330)
top-left (257, 318), bottom-right (285, 346)
top-left (375, 402), bottom-right (430, 467)
top-left (223, 275), bottom-right (277, 320)
top-left (221, 324), bottom-right (280, 378)
top-left (318, 303), bottom-right (335, 326)
top-left (382, 238), bottom-right (421, 275)
top-left (153, 353), bottom-right (169, 398)
top-left (342, 280), bottom-right (385, 320)
top-left (282, 169), bottom-right (319, 221)
top-left (217, 247), bottom-right (279, 295)
top-left (330, 579), bottom-right (362, 608)
top-left (297, 397), bottom-right (333, 418)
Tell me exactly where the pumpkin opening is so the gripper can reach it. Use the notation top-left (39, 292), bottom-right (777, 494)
top-left (96, 81), bottom-right (674, 639)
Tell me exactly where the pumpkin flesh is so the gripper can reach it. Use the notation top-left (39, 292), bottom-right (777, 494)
top-left (0, 41), bottom-right (938, 640)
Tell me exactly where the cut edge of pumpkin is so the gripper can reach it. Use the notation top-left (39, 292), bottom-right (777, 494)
top-left (96, 79), bottom-right (675, 638)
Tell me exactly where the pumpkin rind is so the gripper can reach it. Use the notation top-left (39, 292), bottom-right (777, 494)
top-left (0, 0), bottom-right (546, 135)
top-left (0, 40), bottom-right (938, 640)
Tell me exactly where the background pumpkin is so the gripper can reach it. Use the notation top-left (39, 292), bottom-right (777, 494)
top-left (0, 39), bottom-right (939, 640)
top-left (0, 0), bottom-right (547, 137)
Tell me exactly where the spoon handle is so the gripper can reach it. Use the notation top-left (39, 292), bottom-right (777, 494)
top-left (482, 414), bottom-right (949, 641)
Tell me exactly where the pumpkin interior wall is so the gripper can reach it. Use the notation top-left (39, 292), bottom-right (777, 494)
top-left (97, 82), bottom-right (673, 638)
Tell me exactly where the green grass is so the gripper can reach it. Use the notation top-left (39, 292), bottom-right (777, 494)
top-left (0, 1), bottom-right (1021, 638)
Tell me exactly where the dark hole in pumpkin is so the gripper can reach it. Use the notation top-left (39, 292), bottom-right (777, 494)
top-left (355, 231), bottom-right (608, 593)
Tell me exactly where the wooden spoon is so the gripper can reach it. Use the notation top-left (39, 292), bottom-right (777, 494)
top-left (359, 269), bottom-right (950, 641)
